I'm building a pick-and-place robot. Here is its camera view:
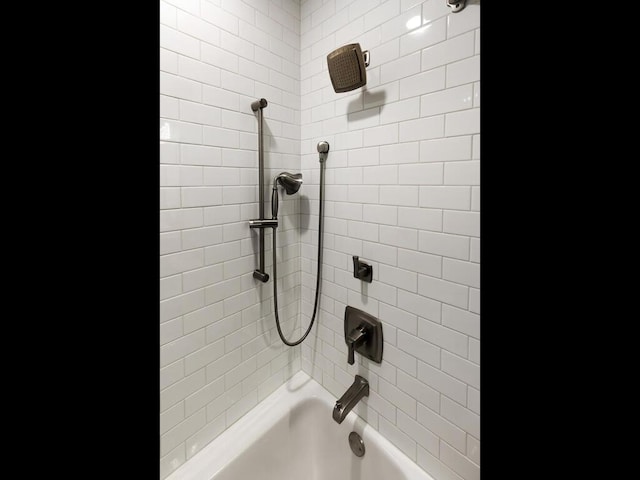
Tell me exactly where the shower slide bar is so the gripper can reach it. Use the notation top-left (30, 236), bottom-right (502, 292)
top-left (249, 98), bottom-right (272, 283)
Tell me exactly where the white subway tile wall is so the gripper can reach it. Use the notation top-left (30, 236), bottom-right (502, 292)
top-left (160, 0), bottom-right (303, 477)
top-left (160, 1), bottom-right (479, 479)
top-left (299, 2), bottom-right (479, 480)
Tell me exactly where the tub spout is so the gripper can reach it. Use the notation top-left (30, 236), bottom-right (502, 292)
top-left (333, 375), bottom-right (369, 424)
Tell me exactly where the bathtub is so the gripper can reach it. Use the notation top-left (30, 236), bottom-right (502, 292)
top-left (166, 371), bottom-right (434, 480)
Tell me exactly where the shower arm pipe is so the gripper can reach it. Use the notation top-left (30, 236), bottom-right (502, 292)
top-left (251, 98), bottom-right (270, 283)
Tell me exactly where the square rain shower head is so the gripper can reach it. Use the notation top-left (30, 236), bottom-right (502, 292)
top-left (327, 43), bottom-right (368, 93)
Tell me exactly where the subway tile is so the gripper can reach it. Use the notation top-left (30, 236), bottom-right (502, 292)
top-left (348, 146), bottom-right (380, 166)
top-left (444, 160), bottom-right (479, 185)
top-left (379, 302), bottom-right (417, 335)
top-left (161, 141), bottom-right (180, 164)
top-left (363, 124), bottom-right (399, 146)
top-left (441, 350), bottom-right (479, 389)
top-left (334, 167), bottom-right (363, 185)
top-left (380, 186), bottom-right (419, 207)
top-left (161, 72), bottom-right (202, 102)
top-left (363, 165), bottom-right (398, 184)
top-left (421, 84), bottom-right (473, 117)
top-left (161, 360), bottom-right (184, 391)
top-left (419, 231), bottom-right (469, 260)
top-left (203, 205), bottom-right (241, 225)
top-left (379, 377), bottom-right (417, 418)
top-left (399, 67), bottom-right (445, 100)
top-left (362, 241), bottom-right (397, 266)
top-left (397, 207), bottom-right (442, 232)
top-left (398, 163), bottom-right (443, 185)
top-left (467, 386), bottom-right (479, 415)
top-left (420, 136), bottom-right (472, 162)
top-left (161, 317), bottom-right (183, 346)
top-left (417, 403), bottom-right (466, 453)
top-left (380, 225), bottom-right (418, 249)
top-left (422, 0), bottom-right (451, 24)
top-left (418, 274), bottom-right (468, 309)
top-left (177, 10), bottom-right (221, 47)
top-left (381, 5), bottom-right (421, 42)
top-left (180, 100), bottom-right (222, 127)
top-left (160, 289), bottom-right (205, 324)
top-left (203, 126), bottom-right (240, 148)
top-left (221, 31), bottom-right (254, 62)
top-left (468, 337), bottom-right (479, 365)
top-left (471, 186), bottom-right (479, 212)
top-left (397, 289), bottom-right (441, 321)
top-left (470, 237), bottom-right (479, 263)
top-left (378, 416), bottom-right (417, 461)
top-left (441, 304), bottom-right (479, 339)
top-left (181, 187), bottom-right (223, 208)
top-left (185, 415), bottom-right (227, 460)
top-left (467, 434), bottom-right (480, 466)
top-left (161, 119), bottom-right (203, 144)
top-left (379, 264), bottom-right (417, 292)
top-left (379, 141), bottom-right (420, 165)
top-left (442, 258), bottom-right (479, 288)
top-left (362, 204), bottom-right (397, 225)
top-left (447, 3), bottom-right (480, 38)
top-left (160, 1), bottom-right (177, 27)
top-left (204, 241), bottom-right (241, 265)
top-left (183, 301), bottom-right (225, 334)
top-left (203, 167), bottom-right (241, 186)
top-left (399, 17), bottom-right (446, 56)
top-left (442, 210), bottom-right (478, 237)
top-left (161, 329), bottom-right (207, 370)
top-left (384, 341), bottom-right (419, 376)
top-left (205, 312), bottom-right (243, 344)
top-left (184, 339), bottom-right (226, 375)
top-left (203, 85), bottom-right (240, 111)
top-left (161, 368), bottom-right (205, 413)
top-left (347, 221), bottom-right (379, 241)
top-left (160, 249), bottom-right (204, 277)
top-left (161, 95), bottom-right (180, 119)
top-left (160, 24), bottom-right (200, 59)
top-left (446, 55), bottom-right (479, 88)
top-left (397, 409), bottom-right (439, 456)
top-left (201, 0), bottom-right (239, 35)
top-left (397, 369), bottom-right (440, 413)
top-left (160, 443), bottom-right (185, 479)
top-left (348, 185), bottom-right (379, 204)
top-left (399, 116), bottom-right (444, 142)
top-left (181, 144), bottom-right (222, 166)
top-left (333, 202), bottom-right (363, 221)
top-left (468, 288), bottom-right (479, 314)
top-left (380, 51), bottom-right (421, 83)
top-left (380, 98), bottom-right (420, 125)
top-left (418, 317), bottom-right (468, 357)
top-left (161, 408), bottom-right (207, 457)
top-left (417, 447), bottom-right (465, 480)
top-left (161, 274), bottom-right (183, 301)
top-left (161, 48), bottom-right (179, 74)
top-left (205, 348), bottom-right (242, 383)
top-left (397, 248), bottom-right (441, 277)
top-left (161, 187), bottom-right (181, 210)
top-left (445, 108), bottom-right (479, 136)
top-left (417, 360), bottom-right (467, 406)
top-left (422, 31), bottom-right (474, 72)
top-left (184, 376), bottom-right (226, 417)
top-left (440, 440), bottom-right (480, 480)
top-left (397, 330), bottom-right (440, 368)
top-left (419, 186), bottom-right (470, 210)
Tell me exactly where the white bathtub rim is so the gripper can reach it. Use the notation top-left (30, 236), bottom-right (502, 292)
top-left (166, 370), bottom-right (435, 480)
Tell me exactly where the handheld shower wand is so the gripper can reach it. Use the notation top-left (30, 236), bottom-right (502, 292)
top-left (271, 172), bottom-right (303, 219)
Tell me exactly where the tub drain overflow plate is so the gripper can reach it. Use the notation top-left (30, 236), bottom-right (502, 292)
top-left (349, 431), bottom-right (365, 457)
